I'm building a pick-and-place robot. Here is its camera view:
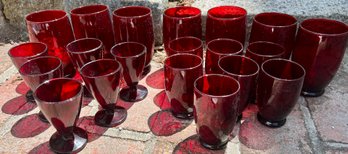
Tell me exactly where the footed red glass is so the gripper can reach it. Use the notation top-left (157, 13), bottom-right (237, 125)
top-left (292, 18), bottom-right (348, 97)
top-left (111, 42), bottom-right (147, 102)
top-left (26, 10), bottom-right (76, 77)
top-left (8, 42), bottom-right (48, 102)
top-left (80, 59), bottom-right (126, 127)
top-left (205, 38), bottom-right (243, 74)
top-left (19, 56), bottom-right (63, 123)
top-left (34, 78), bottom-right (87, 153)
top-left (245, 41), bottom-right (285, 66)
top-left (257, 59), bottom-right (305, 128)
top-left (219, 55), bottom-right (259, 120)
top-left (164, 54), bottom-right (203, 119)
top-left (167, 36), bottom-right (203, 57)
top-left (194, 74), bottom-right (240, 150)
top-left (163, 6), bottom-right (202, 54)
top-left (249, 12), bottom-right (297, 58)
top-left (206, 6), bottom-right (247, 44)
top-left (113, 6), bottom-right (154, 76)
top-left (70, 4), bottom-right (115, 58)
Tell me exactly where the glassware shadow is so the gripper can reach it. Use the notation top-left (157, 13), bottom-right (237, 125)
top-left (1, 95), bottom-right (37, 115)
top-left (173, 135), bottom-right (226, 154)
top-left (11, 113), bottom-right (50, 138)
top-left (153, 90), bottom-right (171, 110)
top-left (145, 68), bottom-right (164, 89)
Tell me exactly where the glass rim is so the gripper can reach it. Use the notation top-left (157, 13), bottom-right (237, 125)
top-left (80, 59), bottom-right (122, 79)
top-left (66, 38), bottom-right (103, 55)
top-left (112, 6), bottom-right (152, 19)
top-left (25, 9), bottom-right (68, 24)
top-left (194, 74), bottom-right (240, 98)
top-left (300, 18), bottom-right (348, 36)
top-left (34, 78), bottom-right (83, 104)
top-left (168, 36), bottom-right (203, 54)
top-left (163, 6), bottom-right (201, 20)
top-left (219, 55), bottom-right (260, 77)
top-left (206, 38), bottom-right (243, 56)
top-left (164, 53), bottom-right (203, 71)
top-left (70, 4), bottom-right (109, 16)
top-left (19, 56), bottom-right (62, 77)
top-left (207, 5), bottom-right (247, 21)
top-left (246, 41), bottom-right (285, 58)
top-left (8, 42), bottom-right (48, 58)
top-left (111, 42), bottom-right (146, 58)
top-left (261, 58), bottom-right (306, 82)
top-left (253, 12), bottom-right (297, 28)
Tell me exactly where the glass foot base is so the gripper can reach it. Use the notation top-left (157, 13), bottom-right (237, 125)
top-left (172, 111), bottom-right (193, 120)
top-left (257, 113), bottom-right (286, 128)
top-left (95, 107), bottom-right (127, 127)
top-left (199, 138), bottom-right (228, 150)
top-left (120, 85), bottom-right (148, 102)
top-left (38, 111), bottom-right (49, 123)
top-left (25, 90), bottom-right (35, 103)
top-left (301, 89), bottom-right (325, 97)
top-left (49, 127), bottom-right (88, 153)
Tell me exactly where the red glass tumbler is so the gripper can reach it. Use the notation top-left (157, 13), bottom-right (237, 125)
top-left (34, 78), bottom-right (87, 153)
top-left (205, 6), bottom-right (247, 44)
top-left (111, 42), bottom-right (147, 102)
top-left (205, 38), bottom-right (243, 74)
top-left (163, 6), bottom-right (202, 54)
top-left (245, 41), bottom-right (285, 66)
top-left (257, 59), bottom-right (305, 128)
top-left (164, 53), bottom-right (203, 119)
top-left (26, 10), bottom-right (76, 77)
top-left (292, 18), bottom-right (348, 97)
top-left (249, 12), bottom-right (297, 58)
top-left (194, 74), bottom-right (240, 150)
top-left (70, 4), bottom-right (115, 58)
top-left (113, 6), bottom-right (154, 76)
top-left (167, 36), bottom-right (203, 57)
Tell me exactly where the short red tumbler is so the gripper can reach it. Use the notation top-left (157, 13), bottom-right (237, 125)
top-left (194, 74), bottom-right (240, 150)
top-left (167, 36), bottom-right (203, 57)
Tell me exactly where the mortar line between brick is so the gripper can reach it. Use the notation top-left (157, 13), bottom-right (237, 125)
top-left (300, 98), bottom-right (323, 153)
top-left (143, 137), bottom-right (157, 154)
top-left (324, 141), bottom-right (348, 150)
top-left (0, 65), bottom-right (17, 83)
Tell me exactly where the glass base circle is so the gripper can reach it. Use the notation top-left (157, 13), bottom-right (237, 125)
top-left (120, 85), bottom-right (148, 102)
top-left (172, 111), bottom-right (194, 120)
top-left (49, 127), bottom-right (88, 153)
top-left (199, 138), bottom-right (228, 150)
top-left (94, 106), bottom-right (127, 127)
top-left (38, 111), bottom-right (49, 123)
top-left (301, 89), bottom-right (325, 97)
top-left (26, 90), bottom-right (35, 103)
top-left (257, 113), bottom-right (286, 128)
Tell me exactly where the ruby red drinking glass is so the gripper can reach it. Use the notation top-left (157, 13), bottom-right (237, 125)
top-left (111, 42), bottom-right (147, 102)
top-left (19, 56), bottom-right (63, 123)
top-left (205, 38), bottom-right (243, 74)
top-left (245, 41), bottom-right (286, 66)
top-left (34, 78), bottom-right (87, 153)
top-left (292, 18), bottom-right (348, 97)
top-left (163, 6), bottom-right (202, 54)
top-left (164, 54), bottom-right (203, 119)
top-left (26, 10), bottom-right (76, 77)
top-left (70, 4), bottom-right (115, 58)
top-left (80, 59), bottom-right (127, 127)
top-left (205, 6), bottom-right (247, 44)
top-left (249, 12), bottom-right (297, 58)
top-left (219, 55), bottom-right (259, 121)
top-left (113, 6), bottom-right (154, 76)
top-left (8, 42), bottom-right (48, 102)
top-left (194, 74), bottom-right (240, 150)
top-left (167, 36), bottom-right (203, 57)
top-left (257, 59), bottom-right (305, 128)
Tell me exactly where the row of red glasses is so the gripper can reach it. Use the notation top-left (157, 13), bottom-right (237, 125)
top-left (163, 6), bottom-right (348, 97)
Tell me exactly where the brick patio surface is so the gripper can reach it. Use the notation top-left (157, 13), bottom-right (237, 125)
top-left (0, 44), bottom-right (347, 154)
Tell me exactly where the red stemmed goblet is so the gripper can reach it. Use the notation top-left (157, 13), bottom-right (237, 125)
top-left (164, 53), bottom-right (203, 119)
top-left (205, 6), bottom-right (247, 44)
top-left (292, 18), bottom-right (348, 97)
top-left (257, 59), bottom-right (305, 128)
top-left (70, 4), bottom-right (115, 58)
top-left (219, 55), bottom-right (259, 121)
top-left (111, 42), bottom-right (147, 102)
top-left (19, 56), bottom-right (62, 123)
top-left (163, 6), bottom-right (202, 54)
top-left (167, 36), bottom-right (203, 57)
top-left (194, 74), bottom-right (240, 150)
top-left (8, 42), bottom-right (48, 102)
top-left (26, 10), bottom-right (76, 77)
top-left (245, 41), bottom-right (286, 66)
top-left (249, 12), bottom-right (297, 58)
top-left (205, 38), bottom-right (243, 74)
top-left (113, 6), bottom-right (154, 76)
top-left (80, 59), bottom-right (127, 127)
top-left (34, 78), bottom-right (87, 153)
